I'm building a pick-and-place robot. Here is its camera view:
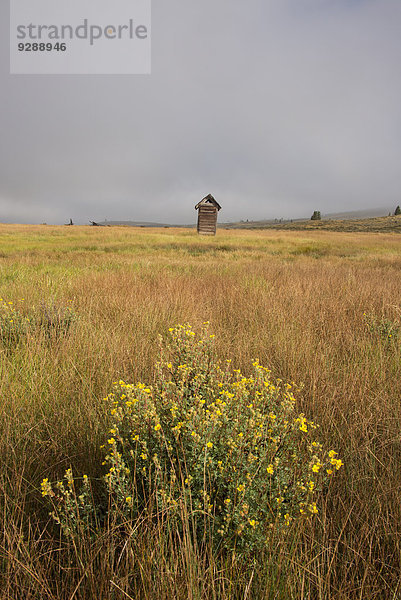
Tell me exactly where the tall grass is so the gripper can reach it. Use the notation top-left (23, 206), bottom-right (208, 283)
top-left (1, 224), bottom-right (400, 598)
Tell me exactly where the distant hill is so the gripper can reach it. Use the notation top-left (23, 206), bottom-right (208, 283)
top-left (227, 215), bottom-right (401, 233)
top-left (96, 220), bottom-right (196, 228)
top-left (223, 207), bottom-right (400, 231)
top-left (223, 219), bottom-right (293, 229)
top-left (224, 207), bottom-right (396, 229)
top-left (323, 207), bottom-right (394, 220)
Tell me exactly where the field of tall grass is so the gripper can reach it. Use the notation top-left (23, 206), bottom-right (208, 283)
top-left (1, 224), bottom-right (400, 599)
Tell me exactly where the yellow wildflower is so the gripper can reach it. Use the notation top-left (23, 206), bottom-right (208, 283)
top-left (40, 478), bottom-right (53, 497)
top-left (311, 460), bottom-right (322, 473)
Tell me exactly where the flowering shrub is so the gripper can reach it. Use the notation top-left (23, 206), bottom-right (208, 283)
top-left (41, 324), bottom-right (342, 553)
top-left (41, 470), bottom-right (95, 538)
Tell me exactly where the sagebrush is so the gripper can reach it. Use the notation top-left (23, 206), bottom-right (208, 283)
top-left (42, 324), bottom-right (342, 554)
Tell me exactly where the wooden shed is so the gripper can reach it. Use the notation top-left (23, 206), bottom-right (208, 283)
top-left (195, 194), bottom-right (221, 235)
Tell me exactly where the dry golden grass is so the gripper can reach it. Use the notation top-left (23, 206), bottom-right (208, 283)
top-left (1, 224), bottom-right (401, 599)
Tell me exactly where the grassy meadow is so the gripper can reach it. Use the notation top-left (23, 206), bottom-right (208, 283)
top-left (1, 224), bottom-right (401, 599)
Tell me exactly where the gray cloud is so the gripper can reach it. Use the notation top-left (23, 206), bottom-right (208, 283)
top-left (1, 0), bottom-right (401, 224)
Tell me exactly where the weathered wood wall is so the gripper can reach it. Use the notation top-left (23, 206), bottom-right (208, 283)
top-left (197, 205), bottom-right (218, 235)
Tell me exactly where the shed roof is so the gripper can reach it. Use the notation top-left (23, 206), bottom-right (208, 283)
top-left (195, 194), bottom-right (221, 211)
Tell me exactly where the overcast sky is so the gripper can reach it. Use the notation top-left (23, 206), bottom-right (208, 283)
top-left (1, 0), bottom-right (401, 225)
